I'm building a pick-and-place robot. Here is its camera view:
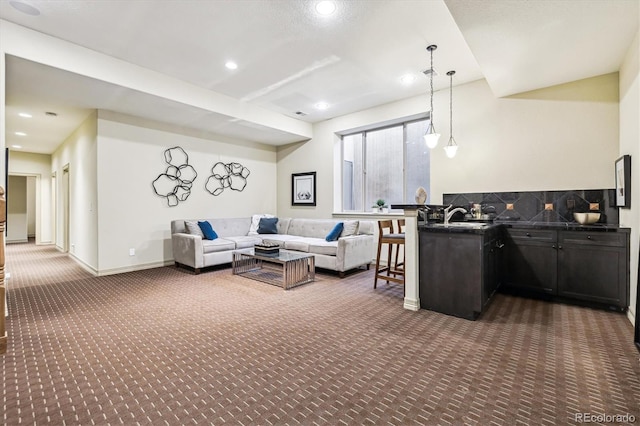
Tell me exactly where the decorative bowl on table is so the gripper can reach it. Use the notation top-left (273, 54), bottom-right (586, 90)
top-left (574, 212), bottom-right (601, 225)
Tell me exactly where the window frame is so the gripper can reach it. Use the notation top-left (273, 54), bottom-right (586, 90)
top-left (340, 116), bottom-right (430, 212)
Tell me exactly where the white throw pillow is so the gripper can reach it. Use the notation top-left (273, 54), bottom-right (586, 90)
top-left (248, 214), bottom-right (275, 235)
top-left (185, 220), bottom-right (204, 238)
top-left (341, 220), bottom-right (359, 237)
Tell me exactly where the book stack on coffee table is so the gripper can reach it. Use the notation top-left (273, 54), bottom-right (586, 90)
top-left (254, 242), bottom-right (280, 257)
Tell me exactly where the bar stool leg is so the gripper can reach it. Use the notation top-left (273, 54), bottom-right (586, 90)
top-left (374, 236), bottom-right (383, 289)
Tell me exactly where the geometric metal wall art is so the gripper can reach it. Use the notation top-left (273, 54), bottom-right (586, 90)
top-left (152, 146), bottom-right (198, 207)
top-left (205, 161), bottom-right (251, 196)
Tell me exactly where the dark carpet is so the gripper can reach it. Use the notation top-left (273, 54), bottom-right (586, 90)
top-left (2, 241), bottom-right (639, 425)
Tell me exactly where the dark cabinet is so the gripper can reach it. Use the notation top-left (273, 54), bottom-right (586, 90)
top-left (419, 228), bottom-right (501, 320)
top-left (504, 228), bottom-right (557, 294)
top-left (557, 231), bottom-right (629, 309)
top-left (483, 234), bottom-right (504, 304)
top-left (504, 227), bottom-right (629, 311)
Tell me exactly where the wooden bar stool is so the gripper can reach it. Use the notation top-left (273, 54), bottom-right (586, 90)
top-left (374, 220), bottom-right (405, 289)
top-left (394, 219), bottom-right (405, 272)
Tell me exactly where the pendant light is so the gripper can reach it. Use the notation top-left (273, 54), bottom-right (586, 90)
top-left (444, 70), bottom-right (458, 158)
top-left (423, 45), bottom-right (440, 148)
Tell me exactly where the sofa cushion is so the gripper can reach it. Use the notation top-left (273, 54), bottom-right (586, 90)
top-left (208, 218), bottom-right (252, 238)
top-left (248, 214), bottom-right (274, 235)
top-left (284, 240), bottom-right (310, 253)
top-left (261, 235), bottom-right (299, 247)
top-left (202, 238), bottom-right (235, 254)
top-left (276, 218), bottom-right (291, 235)
top-left (225, 235), bottom-right (263, 249)
top-left (258, 217), bottom-right (279, 234)
top-left (341, 220), bottom-right (359, 237)
top-left (309, 240), bottom-right (339, 256)
top-left (286, 219), bottom-right (345, 239)
top-left (185, 220), bottom-right (204, 238)
top-left (325, 222), bottom-right (343, 241)
top-left (284, 237), bottom-right (338, 256)
top-left (198, 221), bottom-right (218, 240)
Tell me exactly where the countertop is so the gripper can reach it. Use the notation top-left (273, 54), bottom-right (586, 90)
top-left (419, 220), bottom-right (630, 234)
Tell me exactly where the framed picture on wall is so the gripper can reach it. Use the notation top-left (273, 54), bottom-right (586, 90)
top-left (615, 155), bottom-right (631, 208)
top-left (292, 172), bottom-right (316, 206)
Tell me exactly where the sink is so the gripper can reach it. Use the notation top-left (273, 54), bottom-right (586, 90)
top-left (430, 222), bottom-right (490, 229)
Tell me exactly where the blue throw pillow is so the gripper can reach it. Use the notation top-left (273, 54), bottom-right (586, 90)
top-left (198, 221), bottom-right (218, 240)
top-left (257, 217), bottom-right (279, 234)
top-left (325, 222), bottom-right (344, 242)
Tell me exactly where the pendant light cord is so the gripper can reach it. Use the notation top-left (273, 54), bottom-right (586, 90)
top-left (429, 48), bottom-right (434, 123)
top-left (449, 72), bottom-right (453, 137)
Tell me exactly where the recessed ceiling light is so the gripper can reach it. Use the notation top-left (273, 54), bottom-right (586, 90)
top-left (315, 102), bottom-right (330, 110)
top-left (225, 61), bottom-right (238, 70)
top-left (19, 112), bottom-right (32, 118)
top-left (11, 145), bottom-right (22, 149)
top-left (400, 74), bottom-right (416, 85)
top-left (15, 131), bottom-right (27, 136)
top-left (9, 1), bottom-right (40, 16)
top-left (316, 1), bottom-right (336, 15)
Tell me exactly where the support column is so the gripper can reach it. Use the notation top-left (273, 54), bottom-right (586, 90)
top-left (0, 187), bottom-right (6, 354)
top-left (394, 206), bottom-right (420, 311)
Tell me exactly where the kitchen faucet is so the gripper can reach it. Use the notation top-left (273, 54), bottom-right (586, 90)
top-left (444, 205), bottom-right (468, 225)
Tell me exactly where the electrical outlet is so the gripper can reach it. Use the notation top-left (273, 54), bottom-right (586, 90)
top-left (506, 203), bottom-right (514, 210)
top-left (567, 199), bottom-right (575, 209)
top-left (545, 203), bottom-right (554, 211)
top-left (71, 243), bottom-right (75, 253)
top-left (589, 203), bottom-right (599, 211)
top-left (129, 248), bottom-right (135, 256)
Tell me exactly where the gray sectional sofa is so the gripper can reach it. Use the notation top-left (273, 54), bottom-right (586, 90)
top-left (171, 217), bottom-right (374, 276)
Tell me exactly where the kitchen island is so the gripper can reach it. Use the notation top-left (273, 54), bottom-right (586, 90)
top-left (418, 222), bottom-right (503, 320)
top-left (392, 204), bottom-right (630, 319)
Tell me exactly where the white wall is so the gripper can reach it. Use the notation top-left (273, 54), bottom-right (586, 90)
top-left (96, 113), bottom-right (278, 275)
top-left (51, 111), bottom-right (98, 271)
top-left (619, 29), bottom-right (639, 324)
top-left (8, 151), bottom-right (53, 244)
top-left (277, 74), bottom-right (620, 217)
top-left (429, 75), bottom-right (619, 200)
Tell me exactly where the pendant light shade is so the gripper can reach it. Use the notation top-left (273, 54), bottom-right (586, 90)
top-left (424, 123), bottom-right (440, 149)
top-left (444, 70), bottom-right (458, 158)
top-left (424, 45), bottom-right (440, 148)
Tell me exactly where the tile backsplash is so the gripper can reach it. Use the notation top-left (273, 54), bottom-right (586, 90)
top-left (443, 189), bottom-right (619, 224)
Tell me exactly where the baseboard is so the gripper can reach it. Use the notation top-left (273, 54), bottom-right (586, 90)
top-left (96, 260), bottom-right (174, 277)
top-left (65, 252), bottom-right (175, 277)
top-left (6, 239), bottom-right (28, 244)
top-left (404, 297), bottom-right (420, 311)
top-left (627, 307), bottom-right (636, 326)
top-left (69, 253), bottom-right (98, 276)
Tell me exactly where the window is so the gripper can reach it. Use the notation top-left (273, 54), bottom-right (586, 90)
top-left (342, 119), bottom-right (430, 212)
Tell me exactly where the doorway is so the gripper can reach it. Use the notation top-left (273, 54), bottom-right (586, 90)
top-left (62, 165), bottom-right (70, 253)
top-left (6, 174), bottom-right (39, 244)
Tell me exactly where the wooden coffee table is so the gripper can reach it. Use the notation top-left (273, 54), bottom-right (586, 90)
top-left (232, 248), bottom-right (315, 290)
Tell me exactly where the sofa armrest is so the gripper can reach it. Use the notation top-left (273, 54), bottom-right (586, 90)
top-left (172, 232), bottom-right (204, 269)
top-left (336, 234), bottom-right (375, 271)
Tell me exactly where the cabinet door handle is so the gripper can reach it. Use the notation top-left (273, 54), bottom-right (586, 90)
top-left (526, 232), bottom-right (531, 237)
top-left (558, 245), bottom-right (563, 250)
top-left (552, 244), bottom-right (556, 249)
top-left (587, 235), bottom-right (592, 240)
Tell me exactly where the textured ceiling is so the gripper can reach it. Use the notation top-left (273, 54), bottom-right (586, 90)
top-left (1, 0), bottom-right (638, 154)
